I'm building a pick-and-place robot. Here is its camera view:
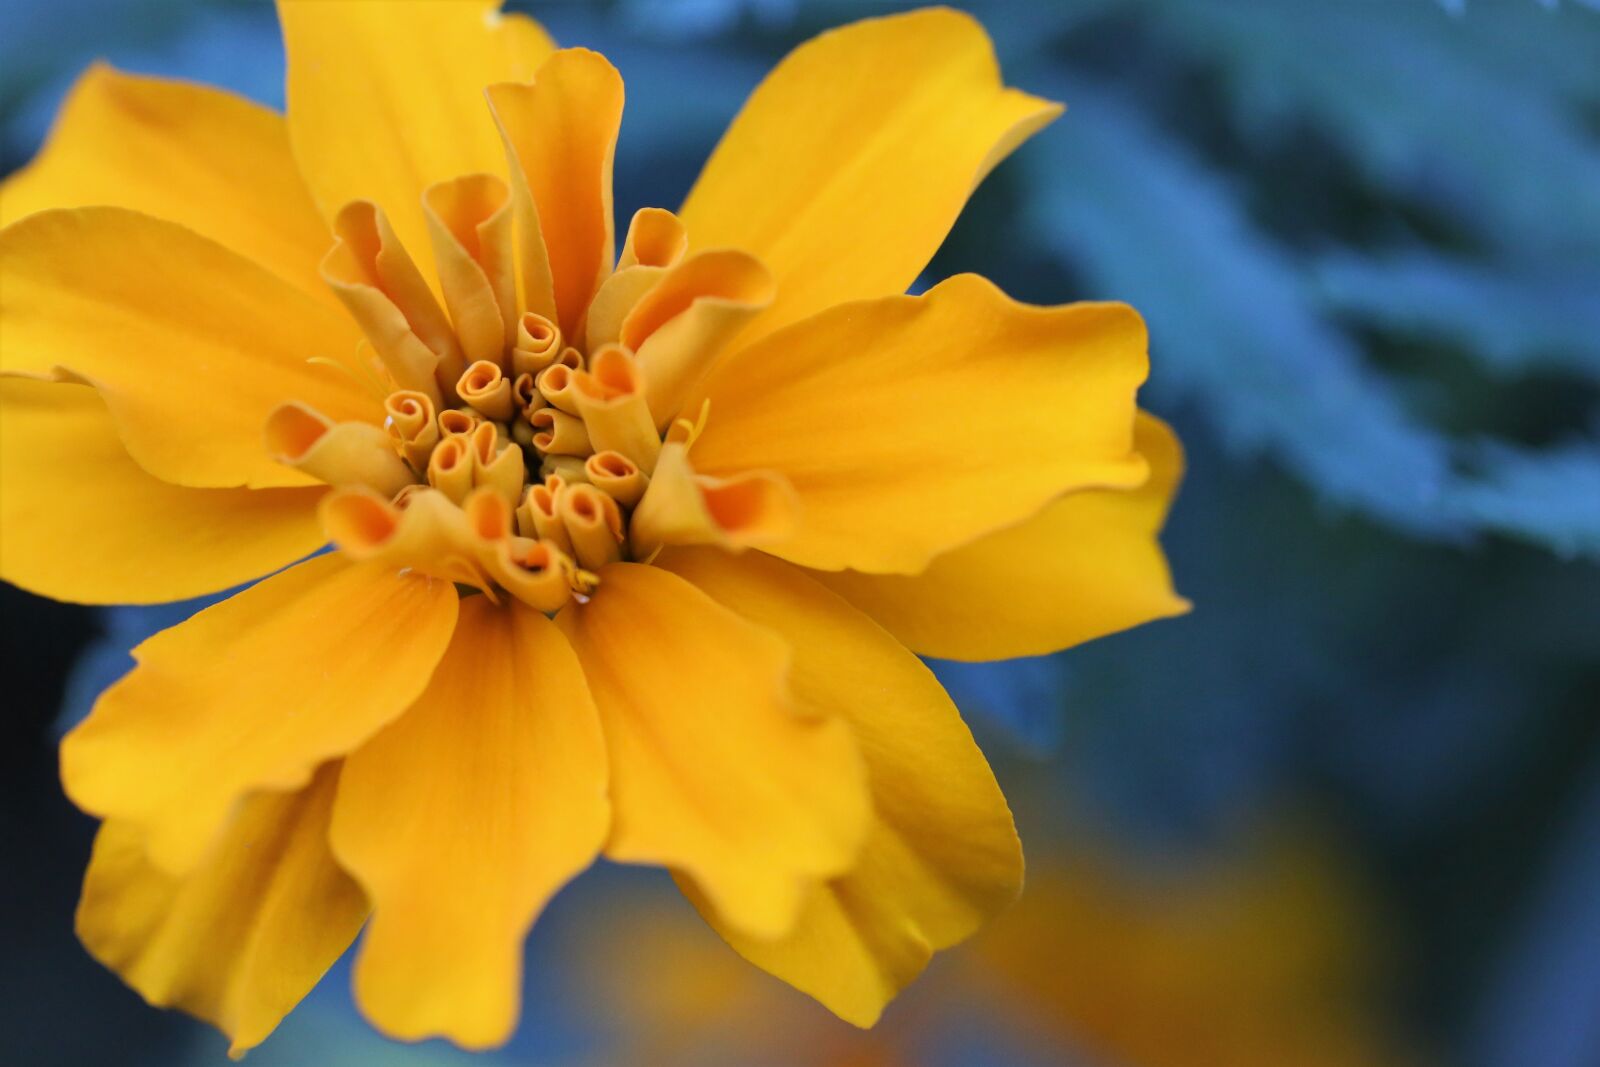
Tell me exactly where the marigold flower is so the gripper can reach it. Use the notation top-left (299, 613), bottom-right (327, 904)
top-left (0, 1), bottom-right (1187, 1054)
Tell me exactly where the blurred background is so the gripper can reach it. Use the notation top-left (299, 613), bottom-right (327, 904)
top-left (2, 0), bottom-right (1598, 1064)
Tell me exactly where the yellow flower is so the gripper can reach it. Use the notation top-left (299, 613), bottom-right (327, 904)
top-left (0, 1), bottom-right (1186, 1055)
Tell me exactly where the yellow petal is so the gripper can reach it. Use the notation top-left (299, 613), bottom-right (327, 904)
top-left (680, 7), bottom-right (1060, 343)
top-left (570, 346), bottom-right (662, 474)
top-left (264, 401), bottom-right (416, 497)
top-left (384, 389), bottom-right (442, 469)
top-left (322, 486), bottom-right (490, 592)
top-left (76, 763), bottom-right (368, 1057)
top-left (617, 206), bottom-right (688, 271)
top-left (320, 200), bottom-right (459, 405)
top-left (457, 361), bottom-right (516, 422)
top-left (555, 563), bottom-right (869, 940)
top-left (426, 435), bottom-right (475, 505)
top-left (531, 407), bottom-right (591, 456)
top-left (584, 450), bottom-right (648, 508)
top-left (280, 0), bottom-right (553, 282)
top-left (660, 548), bottom-right (1021, 1027)
top-left (517, 477), bottom-right (574, 554)
top-left (583, 265), bottom-right (667, 354)
top-left (619, 248), bottom-right (774, 429)
top-left (512, 311), bottom-right (565, 378)
top-left (423, 175), bottom-right (518, 369)
top-left (560, 483), bottom-right (626, 573)
top-left (0, 207), bottom-right (377, 489)
top-left (692, 274), bottom-right (1149, 573)
top-left (584, 208), bottom-right (689, 355)
top-left (331, 597), bottom-right (607, 1049)
top-left (61, 554), bottom-right (459, 874)
top-left (487, 49), bottom-right (625, 336)
top-left (536, 362), bottom-right (584, 417)
top-left (628, 441), bottom-right (799, 558)
top-left (468, 420), bottom-right (529, 504)
top-left (818, 413), bottom-right (1190, 660)
top-left (0, 378), bottom-right (326, 605)
top-left (0, 65), bottom-right (333, 303)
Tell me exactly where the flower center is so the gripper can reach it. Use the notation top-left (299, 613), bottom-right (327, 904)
top-left (263, 186), bottom-right (790, 614)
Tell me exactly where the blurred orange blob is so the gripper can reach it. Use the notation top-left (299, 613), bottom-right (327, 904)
top-left (580, 828), bottom-right (1422, 1067)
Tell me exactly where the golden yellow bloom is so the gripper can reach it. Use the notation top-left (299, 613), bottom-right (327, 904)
top-left (0, 1), bottom-right (1186, 1054)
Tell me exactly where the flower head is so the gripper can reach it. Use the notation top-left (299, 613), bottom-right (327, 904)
top-left (0, 1), bottom-right (1186, 1053)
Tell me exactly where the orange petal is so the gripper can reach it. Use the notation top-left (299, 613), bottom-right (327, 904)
top-left (0, 207), bottom-right (377, 489)
top-left (819, 413), bottom-right (1190, 660)
top-left (559, 483), bottom-right (625, 572)
top-left (617, 207), bottom-right (688, 271)
top-left (628, 442), bottom-right (798, 558)
top-left (332, 598), bottom-right (606, 1049)
top-left (488, 49), bottom-right (625, 336)
top-left (457, 360), bottom-right (516, 423)
top-left (619, 249), bottom-right (774, 429)
top-left (320, 199), bottom-right (461, 404)
top-left (61, 553), bottom-right (459, 874)
top-left (583, 450), bottom-right (648, 508)
top-left (280, 0), bottom-right (555, 282)
top-left (423, 174), bottom-right (518, 369)
top-left (511, 311), bottom-right (565, 379)
top-left (264, 401), bottom-right (416, 497)
top-left (570, 346), bottom-right (661, 474)
top-left (322, 486), bottom-right (496, 593)
top-left (76, 763), bottom-right (368, 1057)
top-left (681, 8), bottom-right (1059, 343)
top-left (0, 377), bottom-right (326, 605)
top-left (661, 548), bottom-right (1021, 1027)
top-left (555, 563), bottom-right (869, 940)
top-left (0, 64), bottom-right (333, 303)
top-left (583, 206), bottom-right (687, 354)
top-left (692, 274), bottom-right (1149, 573)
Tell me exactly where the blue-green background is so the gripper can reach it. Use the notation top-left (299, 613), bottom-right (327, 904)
top-left (1, 1), bottom-right (1597, 1064)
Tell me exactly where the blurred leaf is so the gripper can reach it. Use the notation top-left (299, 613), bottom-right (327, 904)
top-left (1314, 252), bottom-right (1600, 382)
top-left (0, 0), bottom-right (192, 111)
top-left (1443, 1), bottom-right (1600, 101)
top-left (1454, 439), bottom-right (1600, 559)
top-left (1143, 0), bottom-right (1600, 258)
top-left (1025, 74), bottom-right (1457, 536)
top-left (613, 0), bottom-right (799, 40)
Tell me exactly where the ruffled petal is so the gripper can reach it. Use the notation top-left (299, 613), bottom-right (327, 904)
top-left (1, 65), bottom-right (333, 302)
top-left (0, 378), bottom-right (326, 604)
top-left (692, 274), bottom-right (1149, 573)
top-left (680, 7), bottom-right (1059, 343)
top-left (555, 563), bottom-right (869, 940)
top-left (76, 763), bottom-right (367, 1057)
top-left (660, 548), bottom-right (1021, 1027)
top-left (331, 597), bottom-right (607, 1049)
top-left (0, 207), bottom-right (377, 489)
top-left (280, 0), bottom-right (555, 280)
top-left (620, 248), bottom-right (773, 429)
top-left (818, 413), bottom-right (1190, 660)
top-left (61, 554), bottom-right (459, 874)
top-left (487, 49), bottom-right (624, 336)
